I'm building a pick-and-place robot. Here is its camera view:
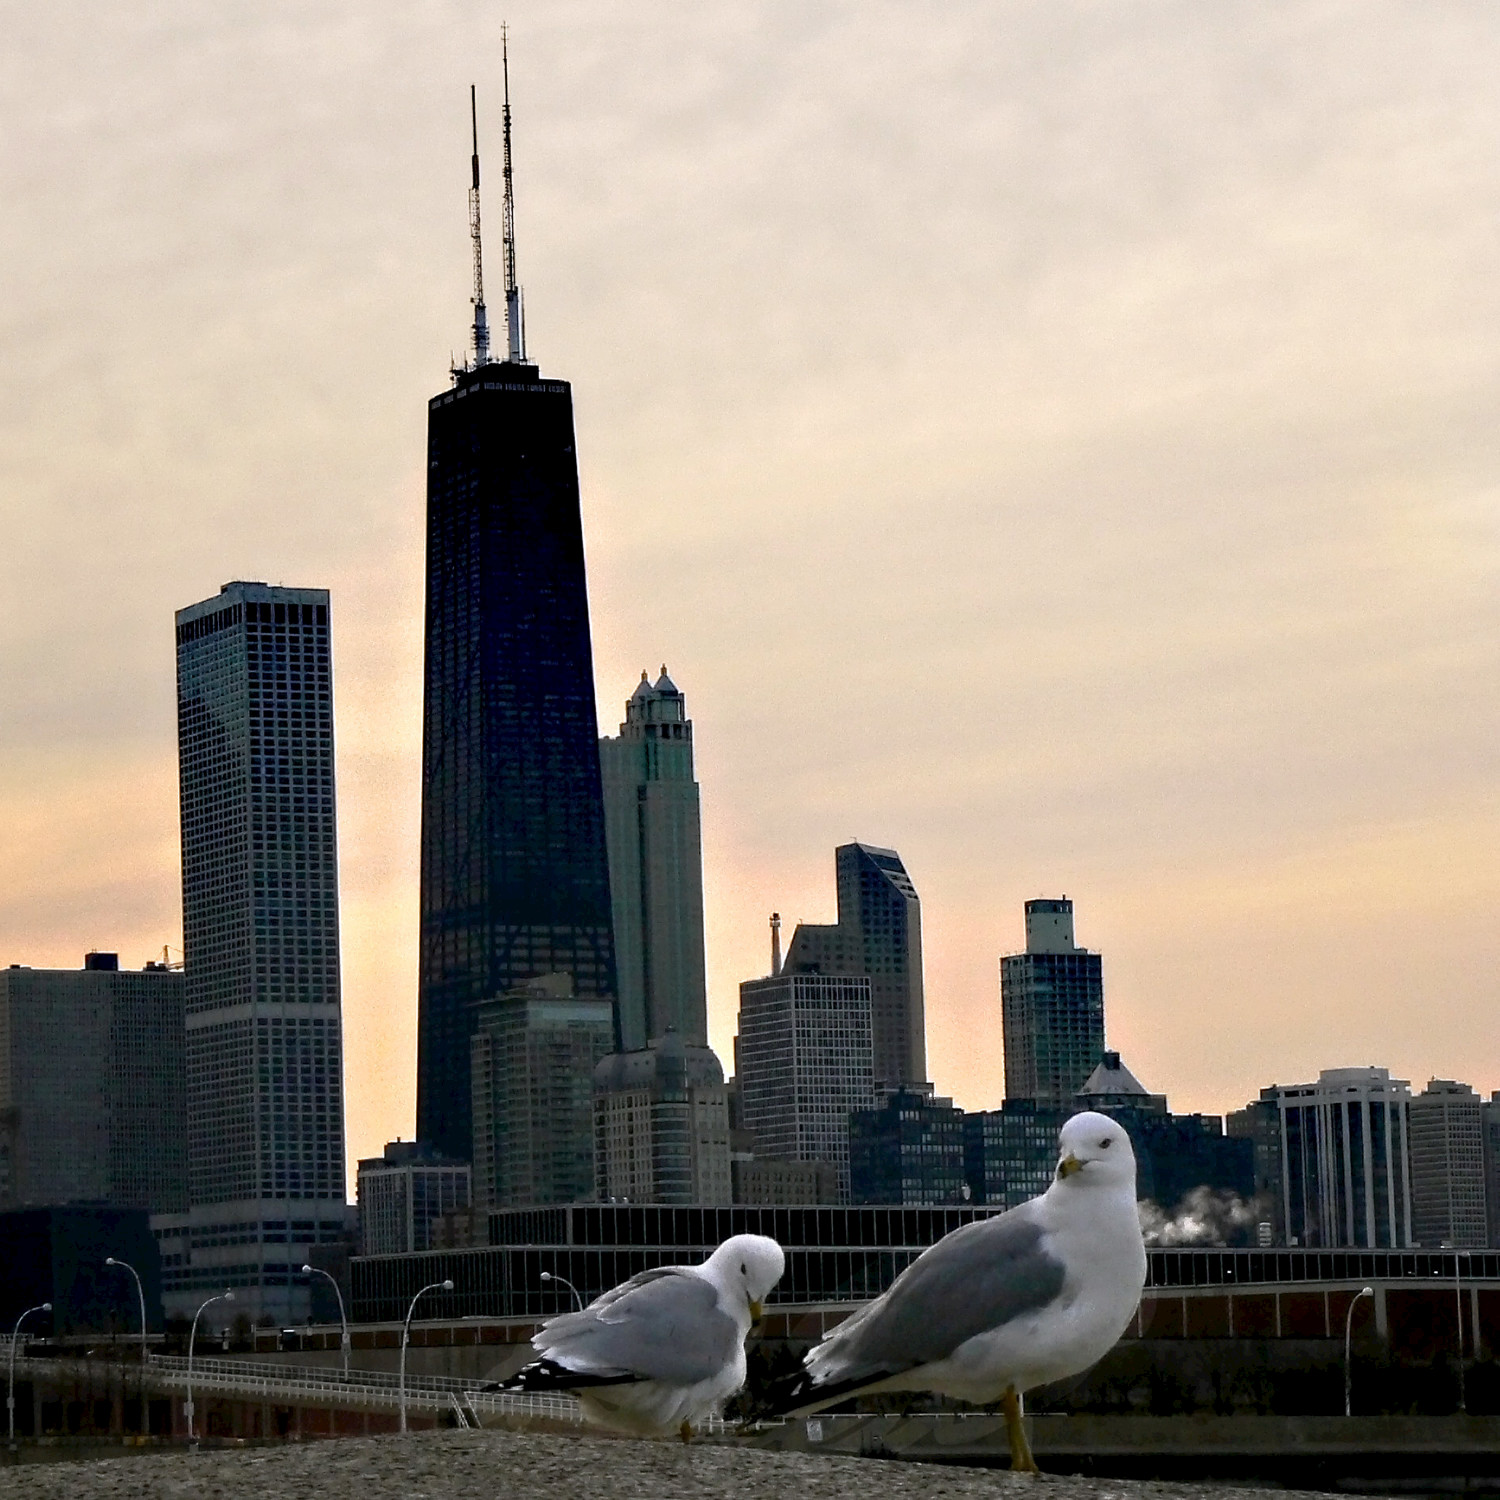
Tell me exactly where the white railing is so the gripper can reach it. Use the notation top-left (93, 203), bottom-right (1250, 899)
top-left (145, 1356), bottom-right (566, 1417)
top-left (8, 1351), bottom-right (744, 1433)
top-left (153, 1354), bottom-right (482, 1395)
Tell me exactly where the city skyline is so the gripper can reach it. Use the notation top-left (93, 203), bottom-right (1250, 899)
top-left (2, 3), bottom-right (1498, 1191)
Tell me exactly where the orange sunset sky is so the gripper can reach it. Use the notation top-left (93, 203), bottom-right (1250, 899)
top-left (2, 1), bottom-right (1498, 1191)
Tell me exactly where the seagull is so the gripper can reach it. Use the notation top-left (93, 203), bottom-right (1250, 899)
top-left (501, 1233), bottom-right (785, 1440)
top-left (768, 1110), bottom-right (1146, 1472)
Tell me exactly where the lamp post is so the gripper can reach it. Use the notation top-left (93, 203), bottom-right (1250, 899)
top-left (399, 1280), bottom-right (453, 1433)
top-left (1455, 1251), bottom-right (1468, 1414)
top-left (540, 1271), bottom-right (584, 1312)
top-left (8, 1303), bottom-right (51, 1454)
top-left (186, 1291), bottom-right (234, 1450)
top-left (301, 1264), bottom-right (351, 1379)
top-left (1343, 1286), bottom-right (1374, 1417)
top-left (105, 1257), bottom-right (149, 1433)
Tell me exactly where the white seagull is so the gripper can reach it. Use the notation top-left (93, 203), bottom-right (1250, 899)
top-left (502, 1233), bottom-right (785, 1439)
top-left (773, 1110), bottom-right (1146, 1472)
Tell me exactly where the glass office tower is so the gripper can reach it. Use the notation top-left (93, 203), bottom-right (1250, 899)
top-left (1000, 897), bottom-right (1105, 1110)
top-left (783, 843), bottom-right (926, 1089)
top-left (417, 356), bottom-right (617, 1163)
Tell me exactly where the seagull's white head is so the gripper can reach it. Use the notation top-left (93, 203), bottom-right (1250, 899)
top-left (703, 1233), bottom-right (785, 1321)
top-left (1055, 1110), bottom-right (1137, 1192)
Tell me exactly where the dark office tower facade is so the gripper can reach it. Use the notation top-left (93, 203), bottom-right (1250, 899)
top-left (783, 843), bottom-right (926, 1089)
top-left (417, 346), bottom-right (616, 1162)
top-left (1000, 897), bottom-right (1104, 1110)
top-left (0, 954), bottom-right (186, 1214)
top-left (849, 1089), bottom-right (966, 1206)
top-left (418, 72), bottom-right (617, 1161)
top-left (166, 582), bottom-right (348, 1324)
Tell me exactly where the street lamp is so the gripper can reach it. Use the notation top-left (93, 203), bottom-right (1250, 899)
top-left (1439, 1243), bottom-right (1469, 1414)
top-left (105, 1258), bottom-right (149, 1433)
top-left (301, 1264), bottom-right (351, 1379)
top-left (540, 1271), bottom-right (584, 1312)
top-left (399, 1279), bottom-right (453, 1434)
top-left (1343, 1286), bottom-right (1374, 1417)
top-left (8, 1302), bottom-right (51, 1453)
top-left (186, 1291), bottom-right (234, 1450)
top-left (1454, 1250), bottom-right (1468, 1414)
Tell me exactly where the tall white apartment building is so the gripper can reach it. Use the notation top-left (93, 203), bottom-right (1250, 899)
top-left (735, 973), bottom-right (874, 1203)
top-left (156, 583), bottom-right (350, 1323)
top-left (1409, 1079), bottom-right (1487, 1248)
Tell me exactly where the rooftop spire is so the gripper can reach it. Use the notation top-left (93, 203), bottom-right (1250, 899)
top-left (468, 84), bottom-right (490, 366)
top-left (501, 25), bottom-right (525, 362)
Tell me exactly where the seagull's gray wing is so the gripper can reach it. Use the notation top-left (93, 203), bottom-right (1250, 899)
top-left (809, 1206), bottom-right (1065, 1388)
top-left (535, 1268), bottom-right (739, 1386)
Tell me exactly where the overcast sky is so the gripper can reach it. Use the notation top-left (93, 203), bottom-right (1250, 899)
top-left (3, 0), bottom-right (1498, 1183)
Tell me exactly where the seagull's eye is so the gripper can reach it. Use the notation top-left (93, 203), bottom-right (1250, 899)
top-left (740, 1263), bottom-right (747, 1275)
top-left (1100, 1138), bottom-right (1112, 1148)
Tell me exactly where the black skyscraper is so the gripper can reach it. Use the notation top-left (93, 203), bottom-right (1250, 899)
top-left (417, 73), bottom-right (617, 1161)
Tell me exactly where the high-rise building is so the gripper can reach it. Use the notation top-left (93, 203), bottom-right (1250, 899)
top-left (1225, 1095), bottom-right (1286, 1243)
top-left (1, 1206), bottom-right (164, 1336)
top-left (417, 81), bottom-right (617, 1163)
top-left (1075, 1053), bottom-right (1254, 1227)
top-left (735, 972), bottom-right (874, 1203)
top-left (356, 1141), bottom-right (471, 1257)
top-left (0, 954), bottom-right (186, 1213)
top-left (1074, 1051), bottom-right (1167, 1115)
top-left (962, 1102), bottom-right (1070, 1211)
top-left (1264, 1067), bottom-right (1413, 1249)
top-left (849, 1089), bottom-right (967, 1206)
top-left (1000, 898), bottom-right (1104, 1109)
top-left (470, 974), bottom-right (615, 1213)
top-left (598, 670), bottom-right (708, 1051)
top-left (783, 843), bottom-right (925, 1089)
top-left (593, 1031), bottom-right (731, 1204)
top-left (162, 581), bottom-right (349, 1323)
top-left (1408, 1079), bottom-right (1486, 1249)
top-left (1483, 1094), bottom-right (1500, 1249)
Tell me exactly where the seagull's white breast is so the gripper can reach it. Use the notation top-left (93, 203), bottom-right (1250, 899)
top-left (905, 1183), bottom-right (1146, 1404)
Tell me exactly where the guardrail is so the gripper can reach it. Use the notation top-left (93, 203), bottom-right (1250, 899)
top-left (10, 1351), bottom-right (740, 1434)
top-left (149, 1355), bottom-right (586, 1422)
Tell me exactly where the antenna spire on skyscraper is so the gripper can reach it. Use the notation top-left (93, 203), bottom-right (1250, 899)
top-left (501, 24), bottom-right (525, 362)
top-left (469, 84), bottom-right (490, 367)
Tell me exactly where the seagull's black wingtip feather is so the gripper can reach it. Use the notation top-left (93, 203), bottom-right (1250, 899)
top-left (498, 1357), bottom-right (641, 1393)
top-left (752, 1367), bottom-right (897, 1420)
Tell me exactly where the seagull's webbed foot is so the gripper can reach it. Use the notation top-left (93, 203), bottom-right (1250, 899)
top-left (1001, 1387), bottom-right (1040, 1475)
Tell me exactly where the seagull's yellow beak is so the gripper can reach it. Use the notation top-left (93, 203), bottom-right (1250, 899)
top-left (749, 1299), bottom-right (764, 1323)
top-left (1057, 1153), bottom-right (1084, 1179)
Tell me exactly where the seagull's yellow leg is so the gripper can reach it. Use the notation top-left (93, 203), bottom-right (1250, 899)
top-left (678, 1420), bottom-right (693, 1444)
top-left (1001, 1386), bottom-right (1039, 1475)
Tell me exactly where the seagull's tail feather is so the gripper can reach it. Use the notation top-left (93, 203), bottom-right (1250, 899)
top-left (498, 1357), bottom-right (642, 1393)
top-left (753, 1363), bottom-right (901, 1420)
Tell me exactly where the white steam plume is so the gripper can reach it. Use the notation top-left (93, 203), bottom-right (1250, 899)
top-left (1139, 1186), bottom-right (1267, 1247)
